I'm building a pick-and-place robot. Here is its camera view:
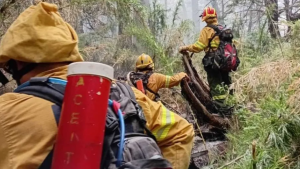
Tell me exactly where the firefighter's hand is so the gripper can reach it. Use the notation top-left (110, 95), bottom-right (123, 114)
top-left (184, 75), bottom-right (190, 82)
top-left (233, 39), bottom-right (239, 46)
top-left (179, 46), bottom-right (188, 54)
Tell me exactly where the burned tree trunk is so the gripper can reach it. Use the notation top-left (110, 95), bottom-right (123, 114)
top-left (181, 52), bottom-right (229, 128)
top-left (181, 52), bottom-right (230, 168)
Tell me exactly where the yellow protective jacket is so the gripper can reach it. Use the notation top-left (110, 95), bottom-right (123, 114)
top-left (0, 67), bottom-right (194, 169)
top-left (186, 19), bottom-right (220, 53)
top-left (146, 72), bottom-right (187, 100)
top-left (0, 66), bottom-right (68, 169)
top-left (133, 87), bottom-right (194, 169)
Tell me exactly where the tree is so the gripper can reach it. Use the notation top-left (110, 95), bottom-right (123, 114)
top-left (211, 0), bottom-right (223, 24)
top-left (192, 0), bottom-right (200, 32)
top-left (264, 0), bottom-right (280, 38)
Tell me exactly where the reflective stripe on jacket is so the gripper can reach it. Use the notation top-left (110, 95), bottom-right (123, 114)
top-left (146, 72), bottom-right (187, 100)
top-left (133, 87), bottom-right (194, 169)
top-left (187, 19), bottom-right (220, 53)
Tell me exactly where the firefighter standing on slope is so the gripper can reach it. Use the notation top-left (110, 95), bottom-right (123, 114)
top-left (179, 6), bottom-right (233, 114)
top-left (130, 53), bottom-right (188, 101)
top-left (0, 2), bottom-right (194, 169)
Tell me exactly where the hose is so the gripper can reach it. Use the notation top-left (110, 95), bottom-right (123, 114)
top-left (116, 108), bottom-right (125, 167)
top-left (108, 99), bottom-right (125, 167)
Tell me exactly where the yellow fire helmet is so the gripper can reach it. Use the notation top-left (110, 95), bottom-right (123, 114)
top-left (135, 54), bottom-right (154, 71)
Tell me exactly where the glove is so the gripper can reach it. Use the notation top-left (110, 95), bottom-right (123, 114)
top-left (179, 46), bottom-right (189, 53)
top-left (184, 75), bottom-right (190, 82)
top-left (233, 39), bottom-right (239, 46)
top-left (181, 73), bottom-right (190, 82)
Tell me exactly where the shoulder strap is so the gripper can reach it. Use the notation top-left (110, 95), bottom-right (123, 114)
top-left (15, 77), bottom-right (65, 107)
top-left (116, 81), bottom-right (136, 100)
top-left (206, 24), bottom-right (222, 49)
top-left (144, 71), bottom-right (153, 81)
top-left (206, 24), bottom-right (221, 34)
top-left (143, 72), bottom-right (161, 101)
top-left (15, 77), bottom-right (65, 123)
top-left (101, 110), bottom-right (117, 169)
top-left (115, 81), bottom-right (157, 142)
top-left (145, 86), bottom-right (160, 100)
top-left (14, 77), bottom-right (65, 169)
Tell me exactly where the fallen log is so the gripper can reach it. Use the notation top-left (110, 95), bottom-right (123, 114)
top-left (181, 52), bottom-right (231, 169)
top-left (182, 52), bottom-right (216, 113)
top-left (181, 52), bottom-right (229, 128)
top-left (182, 80), bottom-right (228, 128)
top-left (188, 53), bottom-right (210, 94)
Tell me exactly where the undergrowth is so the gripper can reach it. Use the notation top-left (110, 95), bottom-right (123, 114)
top-left (223, 91), bottom-right (300, 169)
top-left (214, 21), bottom-right (300, 169)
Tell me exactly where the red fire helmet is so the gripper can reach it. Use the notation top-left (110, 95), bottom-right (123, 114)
top-left (200, 7), bottom-right (217, 22)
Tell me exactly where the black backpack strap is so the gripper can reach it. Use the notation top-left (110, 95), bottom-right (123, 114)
top-left (145, 86), bottom-right (160, 100)
top-left (15, 77), bottom-right (65, 107)
top-left (143, 71), bottom-right (153, 83)
top-left (129, 71), bottom-right (160, 100)
top-left (14, 77), bottom-right (66, 169)
top-left (206, 24), bottom-right (221, 49)
top-left (115, 81), bottom-right (157, 142)
top-left (143, 72), bottom-right (161, 101)
top-left (101, 108), bottom-right (119, 169)
top-left (116, 81), bottom-right (136, 100)
top-left (206, 24), bottom-right (221, 34)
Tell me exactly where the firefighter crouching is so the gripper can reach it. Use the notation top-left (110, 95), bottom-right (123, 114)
top-left (127, 53), bottom-right (188, 101)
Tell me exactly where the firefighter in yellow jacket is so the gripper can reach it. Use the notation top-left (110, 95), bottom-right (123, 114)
top-left (0, 2), bottom-right (194, 169)
top-left (179, 6), bottom-right (231, 114)
top-left (131, 53), bottom-right (188, 101)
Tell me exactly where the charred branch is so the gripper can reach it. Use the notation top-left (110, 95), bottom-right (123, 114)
top-left (181, 52), bottom-right (230, 129)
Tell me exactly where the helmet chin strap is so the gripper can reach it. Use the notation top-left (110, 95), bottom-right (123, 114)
top-left (136, 64), bottom-right (154, 72)
top-left (5, 60), bottom-right (37, 86)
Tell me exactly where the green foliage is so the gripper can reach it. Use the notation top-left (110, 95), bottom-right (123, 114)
top-left (113, 0), bottom-right (191, 74)
top-left (222, 91), bottom-right (300, 169)
top-left (243, 23), bottom-right (273, 57)
top-left (214, 21), bottom-right (300, 168)
top-left (171, 0), bottom-right (183, 27)
top-left (149, 0), bottom-right (167, 35)
top-left (77, 0), bottom-right (192, 76)
top-left (290, 21), bottom-right (300, 57)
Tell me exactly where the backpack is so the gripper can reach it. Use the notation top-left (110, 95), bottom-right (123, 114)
top-left (125, 71), bottom-right (160, 100)
top-left (206, 24), bottom-right (240, 72)
top-left (14, 77), bottom-right (172, 169)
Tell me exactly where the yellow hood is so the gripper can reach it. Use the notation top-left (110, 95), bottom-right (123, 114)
top-left (0, 2), bottom-right (83, 65)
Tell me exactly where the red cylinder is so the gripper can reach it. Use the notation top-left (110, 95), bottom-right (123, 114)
top-left (136, 79), bottom-right (145, 94)
top-left (51, 62), bottom-right (114, 169)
